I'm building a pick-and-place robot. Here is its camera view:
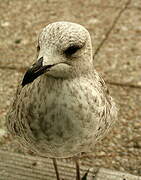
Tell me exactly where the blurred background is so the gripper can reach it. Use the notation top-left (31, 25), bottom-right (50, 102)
top-left (0, 0), bottom-right (141, 177)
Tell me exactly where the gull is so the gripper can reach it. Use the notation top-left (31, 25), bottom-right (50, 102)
top-left (7, 21), bottom-right (118, 180)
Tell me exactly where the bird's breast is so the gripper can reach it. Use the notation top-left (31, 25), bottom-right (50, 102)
top-left (29, 78), bottom-right (98, 140)
top-left (18, 76), bottom-right (116, 157)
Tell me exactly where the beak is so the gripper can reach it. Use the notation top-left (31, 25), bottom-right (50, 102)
top-left (21, 57), bottom-right (53, 87)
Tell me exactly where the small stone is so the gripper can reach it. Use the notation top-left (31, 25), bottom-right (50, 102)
top-left (14, 39), bottom-right (22, 44)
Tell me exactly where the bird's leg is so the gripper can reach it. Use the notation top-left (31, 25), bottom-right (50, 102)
top-left (52, 158), bottom-right (60, 180)
top-left (74, 157), bottom-right (81, 180)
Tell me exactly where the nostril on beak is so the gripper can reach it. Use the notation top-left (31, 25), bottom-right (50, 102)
top-left (34, 57), bottom-right (44, 68)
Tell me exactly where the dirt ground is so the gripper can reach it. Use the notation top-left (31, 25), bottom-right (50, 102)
top-left (0, 0), bottom-right (141, 177)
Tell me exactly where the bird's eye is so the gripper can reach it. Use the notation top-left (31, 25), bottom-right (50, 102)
top-left (37, 45), bottom-right (40, 52)
top-left (64, 45), bottom-right (80, 56)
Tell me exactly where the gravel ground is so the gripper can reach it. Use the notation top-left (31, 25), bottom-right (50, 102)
top-left (0, 0), bottom-right (141, 177)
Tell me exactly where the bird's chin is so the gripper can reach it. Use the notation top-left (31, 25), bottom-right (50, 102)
top-left (46, 63), bottom-right (72, 78)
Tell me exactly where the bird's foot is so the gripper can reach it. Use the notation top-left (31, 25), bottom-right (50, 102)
top-left (81, 169), bottom-right (89, 180)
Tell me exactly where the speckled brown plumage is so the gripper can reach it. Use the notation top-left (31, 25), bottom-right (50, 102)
top-left (7, 22), bottom-right (118, 160)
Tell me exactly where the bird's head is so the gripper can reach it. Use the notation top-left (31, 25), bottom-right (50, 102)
top-left (22, 21), bottom-right (93, 86)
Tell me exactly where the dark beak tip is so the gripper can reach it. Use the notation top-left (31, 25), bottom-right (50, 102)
top-left (21, 57), bottom-right (44, 87)
top-left (21, 57), bottom-right (54, 87)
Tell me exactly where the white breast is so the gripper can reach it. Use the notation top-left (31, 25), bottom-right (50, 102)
top-left (26, 75), bottom-right (115, 158)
